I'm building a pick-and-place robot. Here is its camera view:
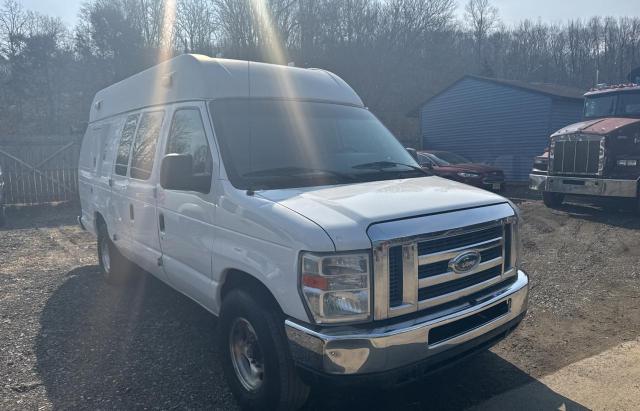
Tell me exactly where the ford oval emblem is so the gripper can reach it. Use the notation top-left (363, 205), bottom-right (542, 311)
top-left (449, 251), bottom-right (481, 274)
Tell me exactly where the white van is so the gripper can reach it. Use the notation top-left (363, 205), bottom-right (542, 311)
top-left (78, 54), bottom-right (529, 410)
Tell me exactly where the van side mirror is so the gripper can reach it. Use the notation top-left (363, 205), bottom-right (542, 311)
top-left (160, 154), bottom-right (210, 193)
top-left (405, 147), bottom-right (418, 162)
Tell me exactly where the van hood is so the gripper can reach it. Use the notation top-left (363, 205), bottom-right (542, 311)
top-left (257, 176), bottom-right (509, 250)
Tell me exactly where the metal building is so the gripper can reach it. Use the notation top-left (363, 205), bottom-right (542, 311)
top-left (411, 75), bottom-right (585, 181)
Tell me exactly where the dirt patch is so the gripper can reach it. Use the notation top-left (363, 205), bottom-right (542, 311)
top-left (0, 200), bottom-right (639, 410)
top-left (495, 200), bottom-right (640, 378)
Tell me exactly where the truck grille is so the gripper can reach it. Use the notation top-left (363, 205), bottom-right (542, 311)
top-left (378, 218), bottom-right (517, 319)
top-left (551, 135), bottom-right (603, 176)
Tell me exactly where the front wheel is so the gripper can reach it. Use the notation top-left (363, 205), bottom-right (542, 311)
top-left (219, 289), bottom-right (309, 410)
top-left (542, 192), bottom-right (564, 208)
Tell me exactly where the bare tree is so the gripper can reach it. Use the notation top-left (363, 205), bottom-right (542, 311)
top-left (0, 0), bottom-right (27, 58)
top-left (176, 0), bottom-right (216, 54)
top-left (464, 0), bottom-right (499, 65)
top-left (212, 0), bottom-right (297, 63)
top-left (3, 0), bottom-right (640, 139)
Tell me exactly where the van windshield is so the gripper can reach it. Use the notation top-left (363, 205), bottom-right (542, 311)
top-left (209, 99), bottom-right (425, 189)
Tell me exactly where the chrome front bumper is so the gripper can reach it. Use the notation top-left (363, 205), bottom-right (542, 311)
top-left (530, 173), bottom-right (638, 198)
top-left (285, 270), bottom-right (528, 375)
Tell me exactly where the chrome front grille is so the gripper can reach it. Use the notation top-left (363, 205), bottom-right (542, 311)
top-left (416, 224), bottom-right (507, 309)
top-left (550, 134), bottom-right (604, 176)
top-left (371, 204), bottom-right (518, 320)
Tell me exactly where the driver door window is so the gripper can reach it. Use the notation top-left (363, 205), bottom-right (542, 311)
top-left (166, 108), bottom-right (213, 178)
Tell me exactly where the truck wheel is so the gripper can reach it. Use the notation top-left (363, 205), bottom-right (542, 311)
top-left (542, 192), bottom-right (564, 208)
top-left (97, 223), bottom-right (132, 284)
top-left (219, 289), bottom-right (310, 410)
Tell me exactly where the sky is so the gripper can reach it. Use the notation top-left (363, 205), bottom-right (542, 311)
top-left (18, 0), bottom-right (640, 28)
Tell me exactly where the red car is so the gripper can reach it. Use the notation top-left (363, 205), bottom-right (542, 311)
top-left (417, 150), bottom-right (505, 191)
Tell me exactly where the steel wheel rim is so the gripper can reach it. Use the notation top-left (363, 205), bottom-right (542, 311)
top-left (229, 317), bottom-right (264, 392)
top-left (100, 238), bottom-right (111, 274)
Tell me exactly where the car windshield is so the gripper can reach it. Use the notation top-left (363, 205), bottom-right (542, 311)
top-left (428, 151), bottom-right (470, 165)
top-left (584, 91), bottom-right (640, 118)
top-left (209, 99), bottom-right (425, 189)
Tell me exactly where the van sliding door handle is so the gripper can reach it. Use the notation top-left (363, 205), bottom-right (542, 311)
top-left (129, 204), bottom-right (134, 221)
top-left (159, 213), bottom-right (165, 233)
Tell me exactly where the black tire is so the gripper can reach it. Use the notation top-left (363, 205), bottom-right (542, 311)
top-left (97, 222), bottom-right (133, 284)
top-left (542, 192), bottom-right (564, 208)
top-left (219, 289), bottom-right (310, 411)
top-left (0, 206), bottom-right (5, 227)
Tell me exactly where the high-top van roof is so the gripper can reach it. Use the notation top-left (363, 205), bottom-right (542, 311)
top-left (89, 54), bottom-right (364, 123)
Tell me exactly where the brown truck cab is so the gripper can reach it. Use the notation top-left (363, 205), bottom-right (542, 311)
top-left (530, 83), bottom-right (640, 211)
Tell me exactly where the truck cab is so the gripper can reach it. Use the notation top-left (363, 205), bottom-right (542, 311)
top-left (530, 83), bottom-right (640, 211)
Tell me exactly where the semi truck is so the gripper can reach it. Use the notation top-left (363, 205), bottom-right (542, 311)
top-left (530, 81), bottom-right (640, 212)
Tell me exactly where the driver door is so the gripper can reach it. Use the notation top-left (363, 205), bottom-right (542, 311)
top-left (156, 103), bottom-right (218, 310)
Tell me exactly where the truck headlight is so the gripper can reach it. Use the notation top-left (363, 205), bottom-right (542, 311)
top-left (299, 252), bottom-right (371, 324)
top-left (533, 157), bottom-right (549, 171)
top-left (457, 172), bottom-right (481, 178)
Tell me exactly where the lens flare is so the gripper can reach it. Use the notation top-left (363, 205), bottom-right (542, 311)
top-left (248, 0), bottom-right (321, 169)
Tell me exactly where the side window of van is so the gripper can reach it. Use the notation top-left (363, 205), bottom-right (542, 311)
top-left (166, 109), bottom-right (213, 176)
top-left (130, 111), bottom-right (164, 180)
top-left (115, 114), bottom-right (139, 176)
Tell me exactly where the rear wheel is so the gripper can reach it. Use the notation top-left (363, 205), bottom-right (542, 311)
top-left (542, 192), bottom-right (564, 208)
top-left (219, 289), bottom-right (309, 410)
top-left (97, 222), bottom-right (133, 284)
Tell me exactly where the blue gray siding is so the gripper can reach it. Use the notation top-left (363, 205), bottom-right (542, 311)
top-left (550, 99), bottom-right (583, 135)
top-left (420, 77), bottom-right (583, 181)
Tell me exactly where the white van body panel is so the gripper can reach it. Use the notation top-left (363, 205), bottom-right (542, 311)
top-left (210, 179), bottom-right (335, 318)
top-left (80, 53), bottom-right (367, 322)
top-left (79, 116), bottom-right (121, 237)
top-left (79, 54), bottom-right (516, 325)
top-left (89, 54), bottom-right (363, 123)
top-left (154, 101), bottom-right (219, 311)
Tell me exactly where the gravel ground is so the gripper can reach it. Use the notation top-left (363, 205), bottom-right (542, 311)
top-left (1, 199), bottom-right (639, 410)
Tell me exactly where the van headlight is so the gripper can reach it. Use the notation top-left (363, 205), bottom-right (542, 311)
top-left (299, 252), bottom-right (371, 324)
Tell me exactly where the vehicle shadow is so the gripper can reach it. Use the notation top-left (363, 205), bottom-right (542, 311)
top-left (36, 266), bottom-right (587, 410)
top-left (303, 352), bottom-right (589, 410)
top-left (35, 265), bottom-right (236, 409)
top-left (550, 197), bottom-right (640, 229)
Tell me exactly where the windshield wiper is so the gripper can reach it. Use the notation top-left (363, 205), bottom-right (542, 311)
top-left (352, 161), bottom-right (429, 175)
top-left (242, 166), bottom-right (358, 181)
